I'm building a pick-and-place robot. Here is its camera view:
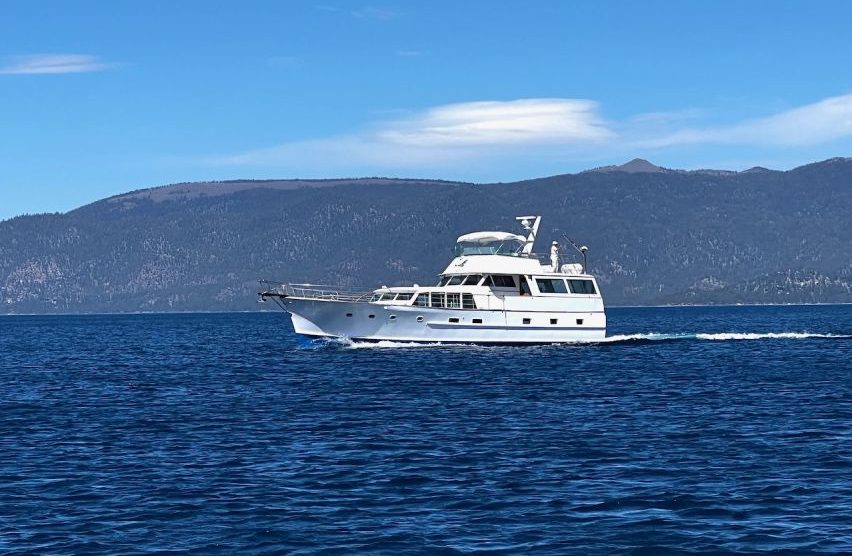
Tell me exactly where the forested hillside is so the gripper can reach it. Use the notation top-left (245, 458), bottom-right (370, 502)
top-left (1, 159), bottom-right (850, 313)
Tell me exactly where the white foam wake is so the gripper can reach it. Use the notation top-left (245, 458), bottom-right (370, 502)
top-left (346, 340), bottom-right (453, 349)
top-left (590, 331), bottom-right (851, 343)
top-left (694, 332), bottom-right (848, 341)
top-left (301, 331), bottom-right (850, 349)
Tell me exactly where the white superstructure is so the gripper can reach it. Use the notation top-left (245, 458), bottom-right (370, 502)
top-left (259, 216), bottom-right (606, 344)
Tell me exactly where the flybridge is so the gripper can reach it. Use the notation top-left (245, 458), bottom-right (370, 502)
top-left (453, 216), bottom-right (542, 258)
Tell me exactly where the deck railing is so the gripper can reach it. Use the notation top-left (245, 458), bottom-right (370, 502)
top-left (258, 281), bottom-right (375, 302)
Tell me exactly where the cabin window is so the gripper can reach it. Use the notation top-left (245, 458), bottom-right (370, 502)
top-left (536, 278), bottom-right (568, 294)
top-left (396, 293), bottom-right (413, 301)
top-left (576, 319), bottom-right (584, 325)
top-left (447, 275), bottom-right (465, 286)
top-left (448, 317), bottom-right (459, 323)
top-left (550, 318), bottom-right (558, 325)
top-left (472, 318), bottom-right (483, 324)
top-left (446, 293), bottom-right (461, 308)
top-left (389, 315), bottom-right (397, 320)
top-left (416, 316), bottom-right (424, 322)
top-left (370, 294), bottom-right (380, 302)
top-left (462, 293), bottom-right (476, 309)
top-left (437, 276), bottom-right (450, 287)
top-left (368, 314), bottom-right (376, 319)
top-left (488, 275), bottom-right (516, 288)
top-left (378, 293), bottom-right (394, 301)
top-left (463, 274), bottom-right (483, 285)
top-left (346, 313), bottom-right (353, 317)
top-left (522, 318), bottom-right (531, 325)
top-left (568, 279), bottom-right (597, 294)
top-left (430, 292), bottom-right (446, 308)
top-left (413, 293), bottom-right (429, 307)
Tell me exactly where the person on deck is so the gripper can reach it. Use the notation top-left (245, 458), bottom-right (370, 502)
top-left (550, 241), bottom-right (560, 272)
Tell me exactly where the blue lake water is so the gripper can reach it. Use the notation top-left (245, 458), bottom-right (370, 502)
top-left (1, 305), bottom-right (851, 554)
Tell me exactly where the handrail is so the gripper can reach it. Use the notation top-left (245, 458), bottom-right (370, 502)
top-left (258, 280), bottom-right (375, 302)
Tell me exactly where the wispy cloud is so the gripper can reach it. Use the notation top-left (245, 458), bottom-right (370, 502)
top-left (316, 4), bottom-right (398, 21)
top-left (0, 54), bottom-right (112, 75)
top-left (350, 6), bottom-right (397, 21)
top-left (376, 99), bottom-right (613, 147)
top-left (210, 93), bottom-right (852, 175)
top-left (634, 93), bottom-right (852, 148)
top-left (217, 98), bottom-right (613, 168)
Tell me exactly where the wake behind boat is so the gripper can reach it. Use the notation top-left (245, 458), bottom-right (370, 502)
top-left (259, 216), bottom-right (606, 344)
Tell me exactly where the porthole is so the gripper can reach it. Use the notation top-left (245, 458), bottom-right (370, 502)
top-left (522, 318), bottom-right (531, 325)
top-left (448, 317), bottom-right (459, 323)
top-left (368, 314), bottom-right (375, 319)
top-left (550, 318), bottom-right (558, 325)
top-left (576, 319), bottom-right (584, 325)
top-left (416, 316), bottom-right (424, 322)
top-left (346, 313), bottom-right (353, 317)
top-left (472, 318), bottom-right (483, 324)
top-left (389, 315), bottom-right (397, 320)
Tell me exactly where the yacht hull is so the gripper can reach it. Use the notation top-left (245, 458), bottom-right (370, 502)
top-left (282, 297), bottom-right (606, 344)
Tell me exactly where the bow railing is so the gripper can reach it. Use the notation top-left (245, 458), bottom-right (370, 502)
top-left (258, 281), bottom-right (375, 302)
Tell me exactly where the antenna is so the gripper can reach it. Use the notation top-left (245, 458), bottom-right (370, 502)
top-left (515, 215), bottom-right (540, 255)
top-left (561, 234), bottom-right (589, 273)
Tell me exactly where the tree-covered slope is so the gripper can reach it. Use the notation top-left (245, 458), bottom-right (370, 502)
top-left (1, 159), bottom-right (850, 313)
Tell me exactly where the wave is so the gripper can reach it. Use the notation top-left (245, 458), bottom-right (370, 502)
top-left (298, 331), bottom-right (851, 350)
top-left (588, 331), bottom-right (851, 345)
top-left (346, 340), bottom-right (452, 349)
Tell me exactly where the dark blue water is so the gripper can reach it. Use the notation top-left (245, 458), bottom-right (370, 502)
top-left (1, 305), bottom-right (851, 555)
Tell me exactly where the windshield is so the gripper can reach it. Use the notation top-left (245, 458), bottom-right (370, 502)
top-left (453, 240), bottom-right (523, 257)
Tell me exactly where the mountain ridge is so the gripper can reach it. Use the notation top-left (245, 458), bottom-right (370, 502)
top-left (1, 157), bottom-right (850, 313)
top-left (6, 157), bottom-right (845, 221)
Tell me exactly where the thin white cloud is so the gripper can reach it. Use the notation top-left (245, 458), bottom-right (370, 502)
top-left (0, 54), bottom-right (111, 75)
top-left (216, 98), bottom-right (613, 168)
top-left (377, 99), bottom-right (613, 147)
top-left (317, 5), bottom-right (398, 21)
top-left (350, 7), bottom-right (397, 21)
top-left (636, 93), bottom-right (852, 148)
top-left (212, 93), bottom-right (852, 174)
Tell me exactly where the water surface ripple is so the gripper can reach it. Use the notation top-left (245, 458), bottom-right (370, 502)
top-left (1, 305), bottom-right (850, 554)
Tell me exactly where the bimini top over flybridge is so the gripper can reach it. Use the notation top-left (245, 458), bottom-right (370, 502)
top-left (454, 215), bottom-right (539, 256)
top-left (259, 215), bottom-right (605, 344)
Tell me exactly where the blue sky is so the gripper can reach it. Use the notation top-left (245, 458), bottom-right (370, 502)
top-left (2, 1), bottom-right (852, 220)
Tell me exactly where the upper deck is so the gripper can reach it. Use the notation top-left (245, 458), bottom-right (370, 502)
top-left (258, 215), bottom-right (603, 313)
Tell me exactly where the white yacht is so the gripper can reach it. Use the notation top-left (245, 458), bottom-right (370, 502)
top-left (259, 216), bottom-right (606, 344)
